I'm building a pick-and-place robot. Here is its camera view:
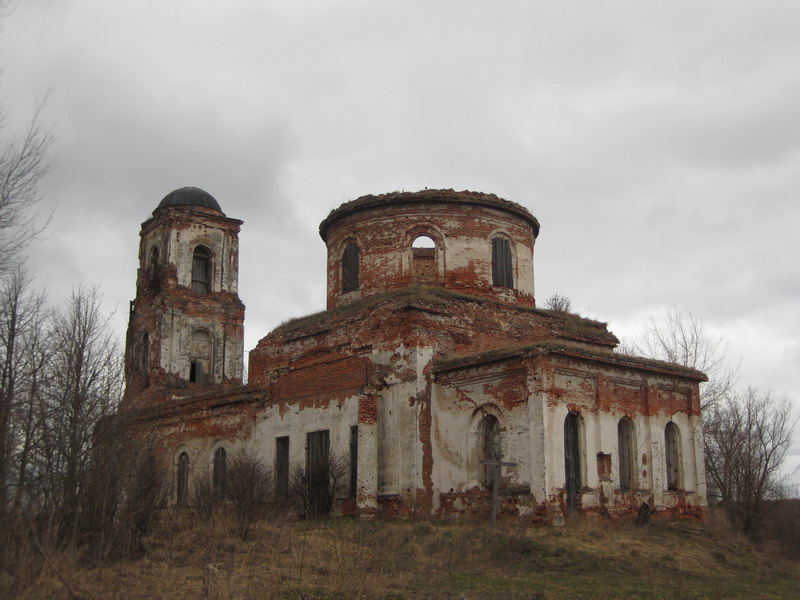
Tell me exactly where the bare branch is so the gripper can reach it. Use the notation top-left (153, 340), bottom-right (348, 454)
top-left (0, 100), bottom-right (54, 273)
top-left (629, 305), bottom-right (738, 410)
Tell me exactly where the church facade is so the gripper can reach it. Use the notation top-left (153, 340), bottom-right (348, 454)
top-left (123, 187), bottom-right (707, 521)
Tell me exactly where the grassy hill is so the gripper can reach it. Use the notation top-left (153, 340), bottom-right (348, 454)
top-left (7, 512), bottom-right (800, 600)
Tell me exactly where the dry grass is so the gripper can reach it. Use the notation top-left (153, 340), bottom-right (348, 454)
top-left (5, 511), bottom-right (800, 600)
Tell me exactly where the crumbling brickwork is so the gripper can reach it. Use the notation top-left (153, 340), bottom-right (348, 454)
top-left (124, 187), bottom-right (708, 521)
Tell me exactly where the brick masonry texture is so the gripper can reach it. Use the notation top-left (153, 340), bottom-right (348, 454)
top-left (123, 188), bottom-right (708, 522)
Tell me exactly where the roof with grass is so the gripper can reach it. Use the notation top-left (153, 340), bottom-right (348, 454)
top-left (319, 188), bottom-right (540, 241)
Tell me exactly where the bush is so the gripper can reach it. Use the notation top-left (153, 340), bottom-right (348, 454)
top-left (287, 452), bottom-right (347, 519)
top-left (77, 421), bottom-right (168, 562)
top-left (226, 450), bottom-right (272, 539)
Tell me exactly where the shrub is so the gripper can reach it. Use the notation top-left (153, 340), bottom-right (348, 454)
top-left (287, 452), bottom-right (348, 519)
top-left (226, 450), bottom-right (272, 539)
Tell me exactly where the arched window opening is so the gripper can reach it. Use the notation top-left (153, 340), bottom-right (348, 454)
top-left (177, 452), bottom-right (190, 505)
top-left (412, 235), bottom-right (437, 283)
top-left (564, 412), bottom-right (583, 514)
top-left (189, 330), bottom-right (213, 384)
top-left (213, 447), bottom-right (226, 502)
top-left (481, 415), bottom-right (501, 488)
top-left (491, 237), bottom-right (513, 288)
top-left (618, 418), bottom-right (635, 491)
top-left (192, 245), bottom-right (211, 294)
top-left (341, 243), bottom-right (360, 293)
top-left (665, 422), bottom-right (682, 491)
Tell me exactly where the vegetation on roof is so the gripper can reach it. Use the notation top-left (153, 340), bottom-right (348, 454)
top-left (436, 338), bottom-right (707, 380)
top-left (263, 285), bottom-right (617, 345)
top-left (263, 286), bottom-right (622, 349)
top-left (319, 188), bottom-right (540, 239)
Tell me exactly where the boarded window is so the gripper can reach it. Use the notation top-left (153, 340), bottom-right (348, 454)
top-left (275, 436), bottom-right (289, 498)
top-left (213, 447), bottom-right (226, 502)
top-left (564, 412), bottom-right (582, 514)
top-left (189, 330), bottom-right (213, 384)
top-left (177, 452), bottom-right (190, 505)
top-left (192, 245), bottom-right (211, 293)
top-left (491, 237), bottom-right (513, 288)
top-left (349, 425), bottom-right (358, 498)
top-left (412, 235), bottom-right (437, 283)
top-left (665, 422), bottom-right (682, 491)
top-left (342, 243), bottom-right (359, 292)
top-left (307, 430), bottom-right (330, 516)
top-left (618, 418), bottom-right (635, 490)
top-left (481, 416), bottom-right (501, 488)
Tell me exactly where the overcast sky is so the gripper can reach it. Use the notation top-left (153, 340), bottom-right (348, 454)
top-left (2, 1), bottom-right (799, 480)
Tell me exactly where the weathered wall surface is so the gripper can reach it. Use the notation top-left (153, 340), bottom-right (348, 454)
top-left (124, 205), bottom-right (245, 408)
top-left (537, 352), bottom-right (706, 518)
top-left (431, 358), bottom-right (534, 516)
top-left (320, 191), bottom-right (539, 309)
top-left (125, 189), bottom-right (707, 523)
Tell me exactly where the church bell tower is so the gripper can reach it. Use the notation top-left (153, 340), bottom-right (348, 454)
top-left (123, 187), bottom-right (245, 408)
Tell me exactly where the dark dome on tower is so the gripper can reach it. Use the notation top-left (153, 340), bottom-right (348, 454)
top-left (157, 187), bottom-right (223, 213)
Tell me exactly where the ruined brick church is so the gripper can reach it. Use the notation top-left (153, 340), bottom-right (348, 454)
top-left (122, 187), bottom-right (707, 520)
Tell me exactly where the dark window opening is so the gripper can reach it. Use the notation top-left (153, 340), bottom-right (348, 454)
top-left (349, 425), bottom-right (358, 498)
top-left (481, 415), bottom-right (501, 488)
top-left (192, 245), bottom-right (211, 294)
top-left (213, 447), bottom-right (226, 502)
top-left (665, 422), bottom-right (681, 491)
top-left (189, 361), bottom-right (204, 384)
top-left (564, 412), bottom-right (582, 514)
top-left (618, 418), bottom-right (635, 490)
top-left (342, 243), bottom-right (359, 292)
top-left (491, 237), bottom-right (513, 288)
top-left (189, 330), bottom-right (212, 384)
top-left (276, 436), bottom-right (289, 498)
top-left (307, 430), bottom-right (330, 516)
top-left (177, 452), bottom-right (190, 505)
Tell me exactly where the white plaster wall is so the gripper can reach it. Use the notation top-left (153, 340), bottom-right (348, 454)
top-left (377, 381), bottom-right (421, 497)
top-left (540, 377), bottom-right (707, 511)
top-left (169, 433), bottom-right (252, 504)
top-left (252, 398), bottom-right (360, 481)
top-left (442, 215), bottom-right (535, 297)
top-left (169, 225), bottom-right (236, 293)
top-left (431, 374), bottom-right (532, 498)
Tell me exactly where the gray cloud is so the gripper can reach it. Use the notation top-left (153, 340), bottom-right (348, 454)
top-left (2, 0), bottom-right (799, 467)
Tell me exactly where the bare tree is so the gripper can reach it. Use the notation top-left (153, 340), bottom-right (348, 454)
top-left (704, 388), bottom-right (796, 537)
top-left (627, 305), bottom-right (738, 410)
top-left (0, 267), bottom-right (47, 511)
top-left (1, 1), bottom-right (54, 273)
top-left (39, 285), bottom-right (122, 539)
top-left (78, 419), bottom-right (167, 561)
top-left (544, 293), bottom-right (572, 313)
top-left (626, 306), bottom-right (796, 538)
top-left (0, 101), bottom-right (53, 274)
